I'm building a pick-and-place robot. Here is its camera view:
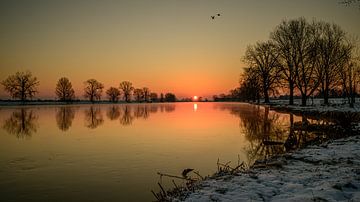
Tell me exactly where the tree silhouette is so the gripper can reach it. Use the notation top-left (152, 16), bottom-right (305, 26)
top-left (244, 41), bottom-right (281, 103)
top-left (142, 87), bottom-right (150, 102)
top-left (106, 87), bottom-right (121, 102)
top-left (293, 19), bottom-right (323, 106)
top-left (160, 93), bottom-right (164, 102)
top-left (271, 20), bottom-right (299, 105)
top-left (119, 81), bottom-right (134, 102)
top-left (150, 92), bottom-right (158, 102)
top-left (133, 88), bottom-right (144, 102)
top-left (2, 109), bottom-right (38, 138)
top-left (239, 67), bottom-right (261, 102)
top-left (84, 79), bottom-right (104, 102)
top-left (164, 93), bottom-right (176, 102)
top-left (338, 56), bottom-right (360, 107)
top-left (55, 77), bottom-right (75, 102)
top-left (84, 106), bottom-right (104, 129)
top-left (1, 71), bottom-right (39, 101)
top-left (314, 21), bottom-right (353, 105)
top-left (55, 106), bottom-right (75, 131)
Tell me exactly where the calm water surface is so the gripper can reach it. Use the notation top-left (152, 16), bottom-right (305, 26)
top-left (0, 102), bottom-right (310, 201)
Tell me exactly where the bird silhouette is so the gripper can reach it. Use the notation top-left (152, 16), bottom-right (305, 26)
top-left (211, 16), bottom-right (215, 19)
top-left (217, 13), bottom-right (221, 16)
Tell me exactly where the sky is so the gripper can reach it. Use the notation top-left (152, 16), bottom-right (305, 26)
top-left (0, 0), bottom-right (359, 99)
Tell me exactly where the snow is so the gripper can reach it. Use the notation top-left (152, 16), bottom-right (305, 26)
top-left (175, 135), bottom-right (360, 201)
top-left (268, 98), bottom-right (360, 113)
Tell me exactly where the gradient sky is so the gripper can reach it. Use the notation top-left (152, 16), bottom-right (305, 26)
top-left (0, 0), bottom-right (359, 99)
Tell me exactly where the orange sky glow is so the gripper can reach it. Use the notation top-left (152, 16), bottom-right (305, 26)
top-left (0, 0), bottom-right (359, 99)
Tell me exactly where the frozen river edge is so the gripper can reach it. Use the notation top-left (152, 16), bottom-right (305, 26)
top-left (174, 133), bottom-right (360, 202)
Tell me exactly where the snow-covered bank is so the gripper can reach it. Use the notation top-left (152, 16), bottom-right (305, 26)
top-left (176, 135), bottom-right (360, 201)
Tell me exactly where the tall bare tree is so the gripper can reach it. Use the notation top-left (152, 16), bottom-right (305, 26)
top-left (338, 54), bottom-right (360, 107)
top-left (142, 87), bottom-right (150, 102)
top-left (133, 88), bottom-right (144, 102)
top-left (244, 41), bottom-right (281, 103)
top-left (1, 71), bottom-right (39, 101)
top-left (164, 93), bottom-right (176, 102)
top-left (315, 21), bottom-right (352, 105)
top-left (83, 79), bottom-right (104, 102)
top-left (150, 92), bottom-right (158, 102)
top-left (291, 19), bottom-right (321, 106)
top-left (119, 81), bottom-right (134, 102)
top-left (271, 20), bottom-right (299, 105)
top-left (106, 87), bottom-right (121, 102)
top-left (55, 77), bottom-right (75, 101)
top-left (239, 67), bottom-right (261, 102)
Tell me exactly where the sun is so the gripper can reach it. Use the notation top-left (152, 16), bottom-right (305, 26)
top-left (193, 96), bottom-right (198, 101)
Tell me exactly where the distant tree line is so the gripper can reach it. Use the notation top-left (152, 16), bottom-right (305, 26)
top-left (217, 17), bottom-right (359, 107)
top-left (1, 73), bottom-right (177, 103)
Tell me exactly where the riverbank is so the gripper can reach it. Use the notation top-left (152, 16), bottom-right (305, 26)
top-left (174, 133), bottom-right (360, 201)
top-left (168, 102), bottom-right (360, 201)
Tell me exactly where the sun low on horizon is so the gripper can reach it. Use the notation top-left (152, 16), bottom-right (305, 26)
top-left (0, 0), bottom-right (359, 100)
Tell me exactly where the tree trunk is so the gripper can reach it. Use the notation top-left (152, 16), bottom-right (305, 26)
top-left (324, 83), bottom-right (329, 105)
top-left (264, 87), bottom-right (270, 103)
top-left (301, 95), bottom-right (307, 106)
top-left (289, 81), bottom-right (294, 105)
top-left (350, 89), bottom-right (355, 108)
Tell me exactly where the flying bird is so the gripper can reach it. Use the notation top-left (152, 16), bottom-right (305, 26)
top-left (217, 13), bottom-right (221, 16)
top-left (211, 16), bottom-right (215, 19)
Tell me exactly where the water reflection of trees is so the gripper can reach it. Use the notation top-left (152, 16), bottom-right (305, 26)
top-left (84, 106), bottom-right (104, 129)
top-left (106, 106), bottom-right (121, 120)
top-left (2, 109), bottom-right (38, 138)
top-left (238, 106), bottom-right (288, 163)
top-left (119, 106), bottom-right (134, 126)
top-left (111, 104), bottom-right (176, 126)
top-left (221, 104), bottom-right (351, 165)
top-left (56, 106), bottom-right (75, 131)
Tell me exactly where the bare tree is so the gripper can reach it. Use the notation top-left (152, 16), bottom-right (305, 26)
top-left (244, 41), bottom-right (281, 103)
top-left (55, 77), bottom-right (75, 102)
top-left (142, 87), bottom-right (150, 102)
top-left (84, 79), bottom-right (104, 102)
top-left (338, 53), bottom-right (360, 107)
top-left (315, 21), bottom-right (352, 105)
top-left (1, 71), bottom-right (39, 101)
top-left (150, 92), bottom-right (158, 102)
top-left (106, 87), bottom-right (121, 102)
top-left (239, 67), bottom-right (261, 102)
top-left (291, 19), bottom-right (321, 106)
top-left (160, 93), bottom-right (164, 102)
top-left (164, 93), bottom-right (176, 102)
top-left (133, 88), bottom-right (144, 102)
top-left (119, 81), bottom-right (134, 102)
top-left (271, 20), bottom-right (299, 105)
